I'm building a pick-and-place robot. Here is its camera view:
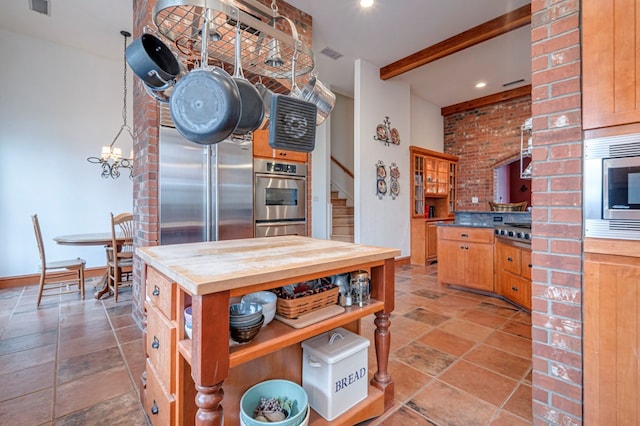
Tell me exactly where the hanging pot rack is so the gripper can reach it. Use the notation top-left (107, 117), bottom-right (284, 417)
top-left (152, 0), bottom-right (315, 93)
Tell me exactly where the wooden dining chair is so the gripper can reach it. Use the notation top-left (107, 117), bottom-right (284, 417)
top-left (32, 214), bottom-right (86, 307)
top-left (106, 212), bottom-right (134, 302)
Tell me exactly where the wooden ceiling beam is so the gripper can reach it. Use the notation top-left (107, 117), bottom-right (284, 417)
top-left (441, 84), bottom-right (531, 116)
top-left (379, 4), bottom-right (531, 81)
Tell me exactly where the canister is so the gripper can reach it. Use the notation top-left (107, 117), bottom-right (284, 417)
top-left (349, 270), bottom-right (370, 306)
top-left (301, 327), bottom-right (370, 420)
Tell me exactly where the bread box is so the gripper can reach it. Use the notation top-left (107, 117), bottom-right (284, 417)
top-left (301, 327), bottom-right (370, 420)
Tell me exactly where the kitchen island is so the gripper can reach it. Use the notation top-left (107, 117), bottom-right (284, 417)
top-left (136, 236), bottom-right (400, 425)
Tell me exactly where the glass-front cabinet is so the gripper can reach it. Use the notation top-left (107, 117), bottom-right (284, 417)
top-left (410, 146), bottom-right (459, 265)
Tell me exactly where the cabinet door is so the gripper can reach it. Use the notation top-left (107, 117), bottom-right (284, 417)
top-left (583, 0), bottom-right (640, 129)
top-left (253, 130), bottom-right (308, 162)
top-left (502, 274), bottom-right (531, 310)
top-left (437, 239), bottom-right (466, 285)
top-left (585, 255), bottom-right (640, 425)
top-left (498, 243), bottom-right (521, 275)
top-left (464, 242), bottom-right (494, 291)
top-left (426, 222), bottom-right (439, 261)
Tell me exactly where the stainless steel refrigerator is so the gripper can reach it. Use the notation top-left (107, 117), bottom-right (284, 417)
top-left (159, 126), bottom-right (253, 245)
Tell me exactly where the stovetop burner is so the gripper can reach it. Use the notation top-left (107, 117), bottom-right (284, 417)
top-left (495, 223), bottom-right (532, 242)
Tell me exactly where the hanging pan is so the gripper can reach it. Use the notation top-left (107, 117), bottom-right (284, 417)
top-left (231, 21), bottom-right (265, 135)
top-left (169, 13), bottom-right (241, 144)
top-left (126, 29), bottom-right (181, 89)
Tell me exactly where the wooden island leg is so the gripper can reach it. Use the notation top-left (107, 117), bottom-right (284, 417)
top-left (195, 383), bottom-right (224, 425)
top-left (372, 311), bottom-right (394, 408)
top-left (192, 292), bottom-right (230, 426)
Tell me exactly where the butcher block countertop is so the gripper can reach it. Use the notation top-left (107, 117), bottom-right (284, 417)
top-left (136, 236), bottom-right (401, 296)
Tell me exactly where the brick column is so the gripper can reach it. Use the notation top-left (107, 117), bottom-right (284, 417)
top-left (530, 1), bottom-right (583, 424)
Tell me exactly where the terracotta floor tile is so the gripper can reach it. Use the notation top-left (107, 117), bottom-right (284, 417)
top-left (407, 380), bottom-right (497, 426)
top-left (438, 318), bottom-right (494, 342)
top-left (0, 343), bottom-right (57, 375)
top-left (464, 345), bottom-right (531, 380)
top-left (484, 330), bottom-right (532, 358)
top-left (55, 365), bottom-right (133, 418)
top-left (404, 307), bottom-right (450, 327)
top-left (0, 387), bottom-right (53, 425)
top-left (110, 312), bottom-right (137, 329)
top-left (0, 361), bottom-right (55, 402)
top-left (54, 391), bottom-right (147, 425)
top-left (475, 301), bottom-right (520, 318)
top-left (458, 308), bottom-right (510, 329)
top-left (511, 310), bottom-right (532, 325)
top-left (57, 346), bottom-right (126, 384)
top-left (373, 405), bottom-right (435, 425)
top-left (438, 360), bottom-right (518, 406)
top-left (0, 328), bottom-right (57, 356)
top-left (417, 328), bottom-right (476, 357)
top-left (393, 294), bottom-right (424, 315)
top-left (503, 383), bottom-right (533, 421)
top-left (393, 341), bottom-right (457, 376)
top-left (115, 324), bottom-right (143, 344)
top-left (58, 316), bottom-right (112, 342)
top-left (387, 359), bottom-right (432, 402)
top-left (57, 328), bottom-right (117, 360)
top-left (489, 409), bottom-right (532, 426)
top-left (389, 315), bottom-right (432, 340)
top-left (500, 319), bottom-right (533, 339)
top-left (1, 315), bottom-right (59, 340)
top-left (120, 339), bottom-right (146, 394)
top-left (411, 288), bottom-right (448, 300)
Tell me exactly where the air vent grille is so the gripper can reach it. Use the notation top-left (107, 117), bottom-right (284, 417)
top-left (609, 220), bottom-right (640, 231)
top-left (29, 0), bottom-right (50, 15)
top-left (609, 142), bottom-right (640, 158)
top-left (585, 133), bottom-right (640, 158)
top-left (269, 95), bottom-right (316, 152)
top-left (320, 47), bottom-right (343, 60)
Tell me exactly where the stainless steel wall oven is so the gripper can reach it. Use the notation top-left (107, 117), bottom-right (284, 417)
top-left (254, 158), bottom-right (307, 237)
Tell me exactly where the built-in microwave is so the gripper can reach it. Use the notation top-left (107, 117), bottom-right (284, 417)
top-left (585, 134), bottom-right (640, 239)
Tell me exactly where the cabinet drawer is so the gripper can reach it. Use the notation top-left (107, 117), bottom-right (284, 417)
top-left (147, 267), bottom-right (176, 320)
top-left (143, 359), bottom-right (175, 425)
top-left (438, 226), bottom-right (494, 243)
top-left (146, 303), bottom-right (176, 392)
top-left (521, 249), bottom-right (532, 280)
top-left (499, 244), bottom-right (521, 275)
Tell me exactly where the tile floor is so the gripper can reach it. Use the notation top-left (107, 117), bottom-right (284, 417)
top-left (0, 263), bottom-right (532, 425)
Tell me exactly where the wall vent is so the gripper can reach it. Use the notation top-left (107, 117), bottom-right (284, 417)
top-left (320, 47), bottom-right (343, 60)
top-left (29, 0), bottom-right (50, 16)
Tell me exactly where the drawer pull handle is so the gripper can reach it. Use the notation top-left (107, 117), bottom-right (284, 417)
top-left (511, 286), bottom-right (518, 291)
top-left (151, 400), bottom-right (159, 415)
top-left (528, 264), bottom-right (532, 268)
top-left (507, 257), bottom-right (513, 262)
top-left (461, 233), bottom-right (469, 237)
top-left (152, 337), bottom-right (159, 350)
top-left (152, 285), bottom-right (160, 297)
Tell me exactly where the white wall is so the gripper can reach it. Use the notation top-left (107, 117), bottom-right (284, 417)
top-left (311, 119), bottom-right (330, 240)
top-left (0, 29), bottom-right (133, 277)
top-left (410, 94), bottom-right (444, 151)
top-left (330, 93), bottom-right (355, 202)
top-left (354, 60), bottom-right (411, 256)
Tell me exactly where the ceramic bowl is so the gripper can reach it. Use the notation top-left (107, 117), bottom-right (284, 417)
top-left (240, 379), bottom-right (308, 426)
top-left (230, 315), bottom-right (264, 343)
top-left (242, 291), bottom-right (277, 326)
top-left (184, 306), bottom-right (192, 328)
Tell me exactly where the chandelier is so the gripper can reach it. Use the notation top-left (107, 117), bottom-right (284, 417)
top-left (87, 31), bottom-right (134, 179)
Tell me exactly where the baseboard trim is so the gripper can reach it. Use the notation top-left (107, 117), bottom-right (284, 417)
top-left (395, 256), bottom-right (411, 266)
top-left (0, 267), bottom-right (106, 289)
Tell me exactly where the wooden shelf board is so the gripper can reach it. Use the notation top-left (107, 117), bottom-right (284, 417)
top-left (308, 385), bottom-right (385, 425)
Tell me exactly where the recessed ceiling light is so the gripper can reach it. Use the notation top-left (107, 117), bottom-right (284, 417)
top-left (360, 0), bottom-right (374, 8)
top-left (475, 81), bottom-right (487, 88)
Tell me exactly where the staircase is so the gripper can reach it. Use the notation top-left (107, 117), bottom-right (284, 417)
top-left (331, 191), bottom-right (354, 242)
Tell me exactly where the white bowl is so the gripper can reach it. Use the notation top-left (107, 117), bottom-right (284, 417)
top-left (242, 292), bottom-right (278, 326)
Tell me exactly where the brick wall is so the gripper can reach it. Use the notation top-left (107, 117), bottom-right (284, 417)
top-left (443, 96), bottom-right (531, 211)
top-left (130, 0), bottom-right (312, 327)
top-left (530, 0), bottom-right (583, 425)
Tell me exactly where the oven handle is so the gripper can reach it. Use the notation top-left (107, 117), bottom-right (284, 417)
top-left (255, 172), bottom-right (307, 180)
top-left (255, 220), bottom-right (307, 226)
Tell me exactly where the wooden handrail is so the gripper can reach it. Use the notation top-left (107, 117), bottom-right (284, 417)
top-left (331, 156), bottom-right (354, 179)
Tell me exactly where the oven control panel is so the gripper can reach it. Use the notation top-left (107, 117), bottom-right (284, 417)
top-left (254, 158), bottom-right (307, 177)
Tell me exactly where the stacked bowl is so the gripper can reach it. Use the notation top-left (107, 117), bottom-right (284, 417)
top-left (241, 291), bottom-right (277, 327)
top-left (230, 302), bottom-right (264, 343)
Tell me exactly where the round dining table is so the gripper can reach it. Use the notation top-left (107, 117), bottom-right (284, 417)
top-left (54, 232), bottom-right (126, 299)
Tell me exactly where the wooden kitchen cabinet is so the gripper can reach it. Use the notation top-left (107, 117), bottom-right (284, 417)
top-left (437, 226), bottom-right (494, 291)
top-left (137, 237), bottom-right (399, 426)
top-left (583, 0), bottom-right (640, 129)
top-left (410, 146), bottom-right (458, 265)
top-left (495, 239), bottom-right (531, 310)
top-left (584, 238), bottom-right (640, 426)
top-left (253, 129), bottom-right (308, 163)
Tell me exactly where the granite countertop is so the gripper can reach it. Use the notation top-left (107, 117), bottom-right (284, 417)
top-left (136, 236), bottom-right (400, 295)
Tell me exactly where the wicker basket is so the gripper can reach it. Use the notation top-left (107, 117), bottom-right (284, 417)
top-left (276, 286), bottom-right (339, 319)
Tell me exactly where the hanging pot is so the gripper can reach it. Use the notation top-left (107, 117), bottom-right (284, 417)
top-left (300, 73), bottom-right (336, 125)
top-left (126, 33), bottom-right (181, 88)
top-left (232, 23), bottom-right (265, 135)
top-left (169, 67), bottom-right (241, 145)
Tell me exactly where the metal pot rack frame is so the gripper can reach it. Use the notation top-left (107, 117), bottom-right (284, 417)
top-left (153, 0), bottom-right (315, 94)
